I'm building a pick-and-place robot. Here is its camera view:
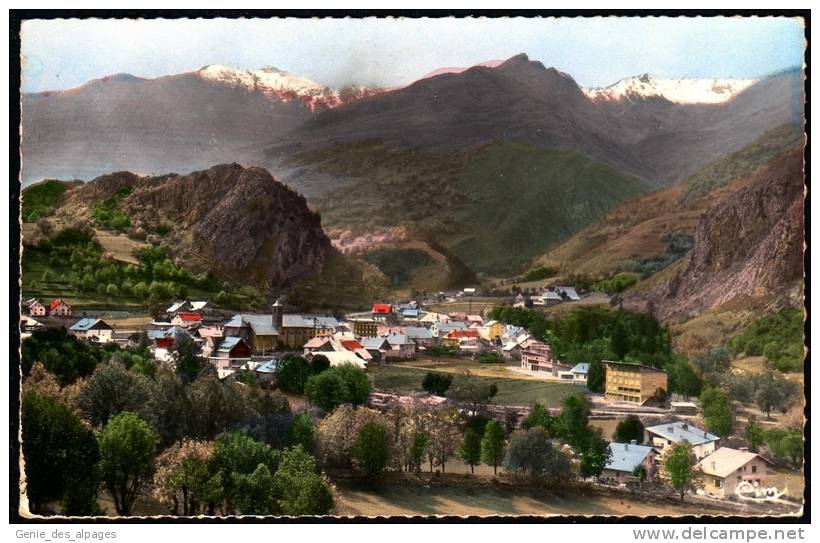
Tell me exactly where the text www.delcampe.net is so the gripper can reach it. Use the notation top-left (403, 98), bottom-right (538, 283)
top-left (632, 528), bottom-right (807, 541)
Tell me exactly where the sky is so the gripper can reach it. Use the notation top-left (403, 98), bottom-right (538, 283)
top-left (21, 16), bottom-right (805, 92)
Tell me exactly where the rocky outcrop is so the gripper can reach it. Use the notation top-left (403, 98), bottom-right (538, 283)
top-left (58, 164), bottom-right (332, 291)
top-left (624, 149), bottom-right (804, 321)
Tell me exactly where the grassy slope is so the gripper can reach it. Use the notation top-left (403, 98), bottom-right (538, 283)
top-left (21, 180), bottom-right (70, 221)
top-left (370, 364), bottom-right (581, 407)
top-left (295, 140), bottom-right (649, 275)
top-left (681, 124), bottom-right (804, 202)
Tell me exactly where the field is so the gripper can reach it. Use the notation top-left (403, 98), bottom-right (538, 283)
top-left (333, 482), bottom-right (715, 517)
top-left (370, 360), bottom-right (582, 407)
top-left (426, 297), bottom-right (511, 315)
top-left (94, 229), bottom-right (147, 265)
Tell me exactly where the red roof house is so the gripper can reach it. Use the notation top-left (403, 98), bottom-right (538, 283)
top-left (372, 303), bottom-right (392, 314)
top-left (49, 298), bottom-right (72, 316)
top-left (446, 329), bottom-right (480, 339)
top-left (341, 339), bottom-right (365, 352)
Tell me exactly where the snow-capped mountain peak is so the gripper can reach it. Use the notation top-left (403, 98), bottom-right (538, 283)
top-left (196, 64), bottom-right (378, 111)
top-left (583, 74), bottom-right (757, 105)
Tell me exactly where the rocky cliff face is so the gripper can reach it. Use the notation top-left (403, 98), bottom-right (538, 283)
top-left (56, 164), bottom-right (332, 291)
top-left (624, 149), bottom-right (804, 321)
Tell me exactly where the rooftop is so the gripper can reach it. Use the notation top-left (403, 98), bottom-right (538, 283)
top-left (646, 421), bottom-right (718, 446)
top-left (698, 447), bottom-right (763, 478)
top-left (605, 442), bottom-right (654, 473)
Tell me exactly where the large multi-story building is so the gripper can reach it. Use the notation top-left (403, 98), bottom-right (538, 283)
top-left (604, 361), bottom-right (668, 405)
top-left (520, 338), bottom-right (555, 372)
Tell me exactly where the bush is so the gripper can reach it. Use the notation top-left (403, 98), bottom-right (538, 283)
top-left (421, 372), bottom-right (453, 396)
top-left (305, 364), bottom-right (372, 411)
top-left (729, 309), bottom-right (803, 372)
top-left (275, 355), bottom-right (313, 393)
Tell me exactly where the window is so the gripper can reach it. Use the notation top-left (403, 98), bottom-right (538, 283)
top-left (751, 465), bottom-right (757, 474)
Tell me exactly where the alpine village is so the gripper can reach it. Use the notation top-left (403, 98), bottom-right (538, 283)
top-left (19, 52), bottom-right (805, 518)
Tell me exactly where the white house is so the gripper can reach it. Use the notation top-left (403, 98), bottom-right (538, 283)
top-left (645, 421), bottom-right (720, 460)
top-left (69, 318), bottom-right (114, 343)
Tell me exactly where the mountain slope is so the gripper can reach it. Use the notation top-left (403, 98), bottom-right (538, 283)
top-left (535, 125), bottom-right (805, 276)
top-left (623, 148), bottom-right (804, 322)
top-left (39, 164), bottom-right (333, 292)
top-left (21, 66), bottom-right (379, 184)
top-left (273, 55), bottom-right (802, 189)
top-left (292, 140), bottom-right (650, 275)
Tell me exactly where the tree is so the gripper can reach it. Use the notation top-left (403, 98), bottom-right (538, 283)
top-left (745, 419), bottom-right (764, 453)
top-left (448, 376), bottom-right (498, 417)
top-left (208, 432), bottom-right (280, 514)
top-left (309, 354), bottom-right (331, 374)
top-left (664, 443), bottom-right (698, 502)
top-left (275, 355), bottom-right (313, 393)
top-left (315, 405), bottom-right (394, 468)
top-left (77, 360), bottom-right (153, 426)
top-left (667, 357), bottom-right (703, 397)
top-left (409, 431), bottom-right (429, 473)
top-left (613, 415), bottom-right (645, 444)
top-left (700, 386), bottom-right (734, 437)
top-left (173, 340), bottom-right (203, 382)
top-left (273, 446), bottom-right (334, 515)
top-left (522, 402), bottom-right (555, 434)
top-left (351, 422), bottom-right (391, 479)
top-left (556, 395), bottom-right (591, 448)
top-left (586, 360), bottom-right (605, 393)
top-left (288, 412), bottom-right (315, 451)
top-left (577, 431), bottom-right (612, 479)
top-left (503, 427), bottom-right (573, 483)
top-left (305, 364), bottom-right (372, 412)
top-left (610, 320), bottom-right (630, 360)
top-left (188, 374), bottom-right (248, 439)
top-left (421, 372), bottom-right (453, 396)
top-left (459, 428), bottom-right (482, 474)
top-left (755, 371), bottom-right (796, 419)
top-left (22, 392), bottom-right (100, 515)
top-left (144, 368), bottom-right (191, 447)
top-left (98, 412), bottom-right (158, 515)
top-left (153, 439), bottom-right (213, 516)
top-left (424, 407), bottom-right (461, 473)
top-left (480, 420), bottom-right (506, 475)
top-left (234, 464), bottom-right (277, 515)
top-left (692, 347), bottom-right (731, 383)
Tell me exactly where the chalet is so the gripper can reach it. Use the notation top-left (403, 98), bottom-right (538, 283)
top-left (645, 421), bottom-right (719, 460)
top-left (400, 307), bottom-right (420, 320)
top-left (361, 336), bottom-right (390, 362)
top-left (570, 362), bottom-right (590, 385)
top-left (303, 336), bottom-right (335, 355)
top-left (210, 337), bottom-right (253, 371)
top-left (150, 326), bottom-right (195, 363)
top-left (513, 293), bottom-right (529, 309)
top-left (49, 299), bottom-right (72, 317)
top-left (21, 315), bottom-right (44, 334)
top-left (604, 361), bottom-right (668, 405)
top-left (520, 338), bottom-right (555, 372)
top-left (533, 290), bottom-right (561, 306)
top-left (166, 300), bottom-right (208, 316)
top-left (466, 315), bottom-right (484, 326)
top-left (601, 441), bottom-right (656, 484)
top-left (442, 329), bottom-right (480, 348)
top-left (350, 317), bottom-right (378, 338)
top-left (24, 298), bottom-right (47, 317)
top-left (319, 350), bottom-right (368, 370)
top-left (254, 359), bottom-right (281, 384)
top-left (555, 286), bottom-right (581, 301)
top-left (430, 320), bottom-right (468, 338)
top-left (404, 326), bottom-right (435, 348)
top-left (69, 318), bottom-right (114, 343)
top-left (479, 320), bottom-right (503, 341)
top-left (385, 334), bottom-right (417, 360)
top-left (372, 303), bottom-right (393, 321)
top-left (698, 447), bottom-right (771, 498)
top-left (171, 312), bottom-right (202, 328)
top-left (419, 312), bottom-right (449, 326)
